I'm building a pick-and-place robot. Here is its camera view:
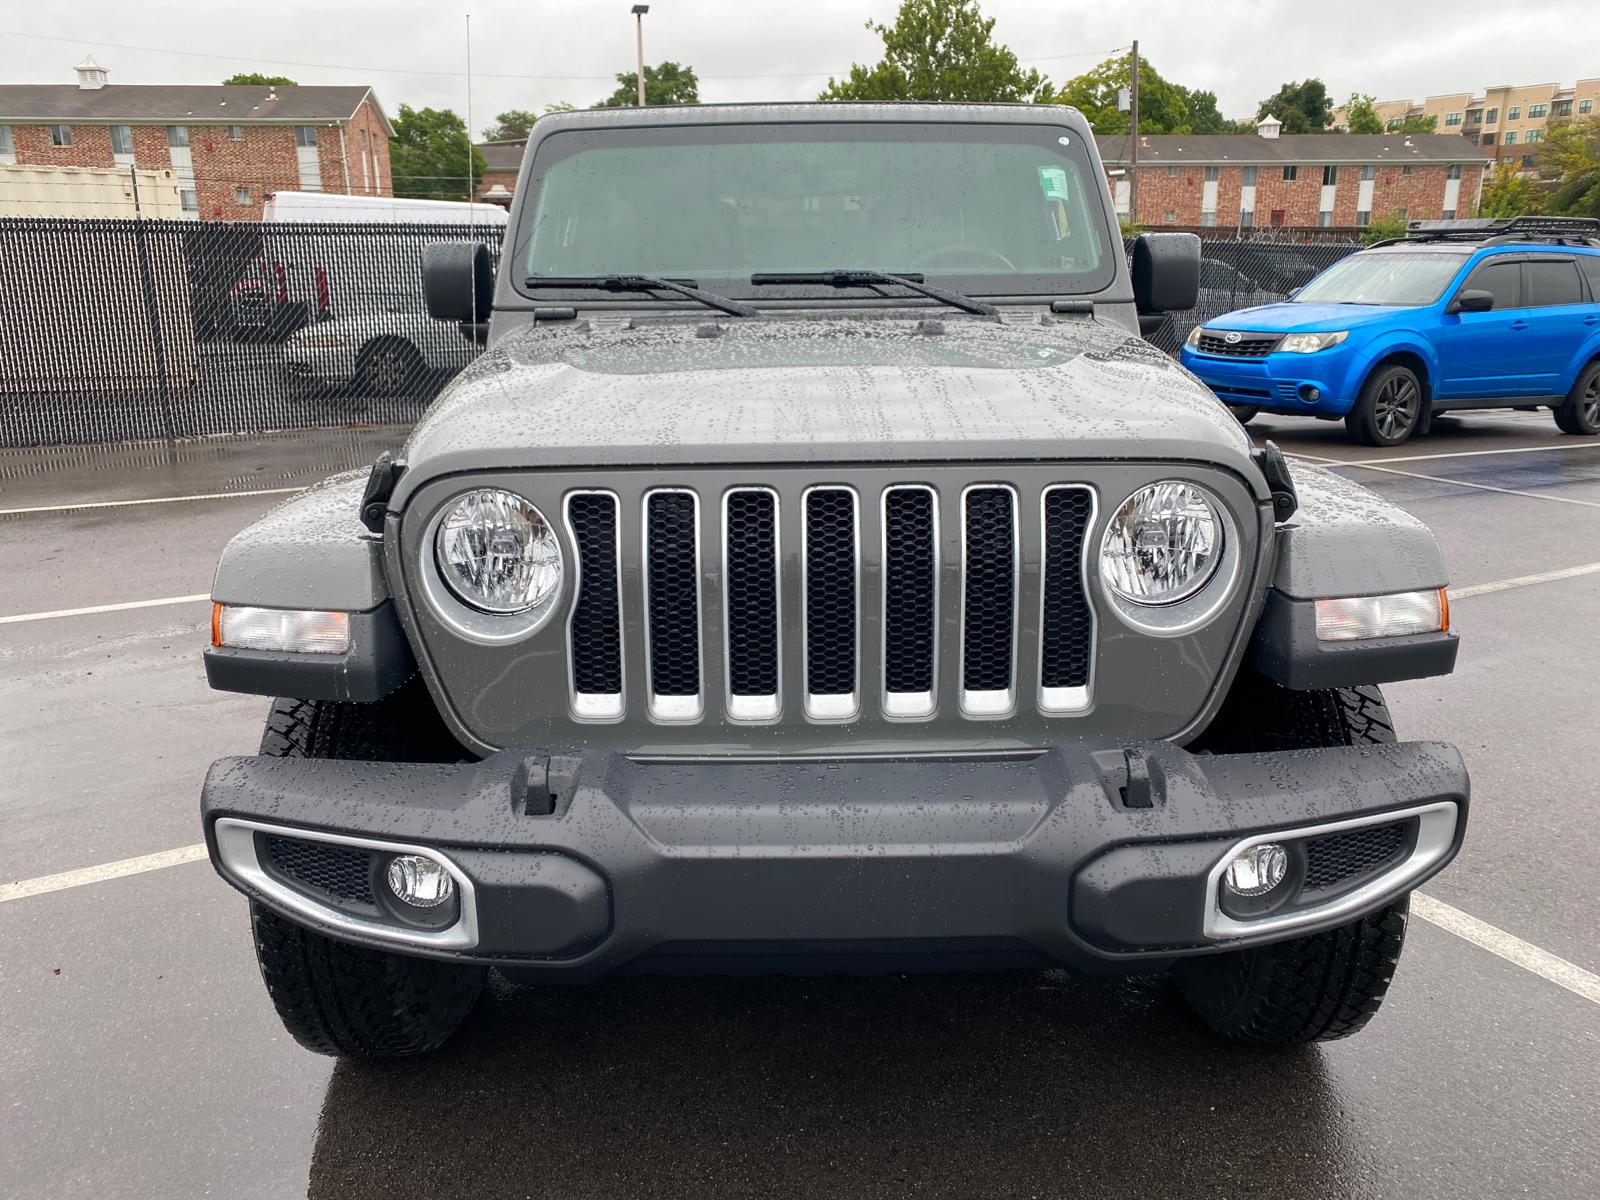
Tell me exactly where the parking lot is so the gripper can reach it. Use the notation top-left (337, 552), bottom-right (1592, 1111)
top-left (3, 410), bottom-right (1598, 1199)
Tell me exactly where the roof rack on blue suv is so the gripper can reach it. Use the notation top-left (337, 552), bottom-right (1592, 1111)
top-left (1180, 214), bottom-right (1600, 446)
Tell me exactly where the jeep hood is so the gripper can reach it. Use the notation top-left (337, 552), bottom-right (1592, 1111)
top-left (392, 315), bottom-right (1258, 508)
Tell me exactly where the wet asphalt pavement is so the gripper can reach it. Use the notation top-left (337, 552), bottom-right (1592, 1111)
top-left (3, 413), bottom-right (1598, 1199)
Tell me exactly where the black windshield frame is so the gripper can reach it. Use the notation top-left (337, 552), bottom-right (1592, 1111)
top-left (508, 120), bottom-right (1120, 307)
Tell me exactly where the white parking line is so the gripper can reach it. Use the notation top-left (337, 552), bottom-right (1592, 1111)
top-left (1335, 442), bottom-right (1600, 467)
top-left (0, 486), bottom-right (301, 517)
top-left (1453, 562), bottom-right (1600, 599)
top-left (0, 594), bottom-right (210, 625)
top-left (1341, 462), bottom-right (1600, 509)
top-left (0, 844), bottom-right (208, 902)
top-left (1411, 893), bottom-right (1600, 1006)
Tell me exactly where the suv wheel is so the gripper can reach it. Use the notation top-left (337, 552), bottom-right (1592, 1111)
top-left (356, 338), bottom-right (424, 398)
top-left (1228, 405), bottom-right (1260, 426)
top-left (1176, 671), bottom-right (1411, 1044)
top-left (247, 687), bottom-right (484, 1058)
top-left (1554, 359), bottom-right (1600, 436)
top-left (1346, 364), bottom-right (1423, 446)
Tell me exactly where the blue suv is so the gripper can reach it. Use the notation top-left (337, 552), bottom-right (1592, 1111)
top-left (1179, 217), bottom-right (1600, 445)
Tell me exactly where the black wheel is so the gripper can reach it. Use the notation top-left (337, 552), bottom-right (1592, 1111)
top-left (248, 684), bottom-right (483, 1058)
top-left (1228, 405), bottom-right (1260, 426)
top-left (356, 338), bottom-right (424, 397)
top-left (1554, 359), bottom-right (1600, 436)
top-left (1346, 364), bottom-right (1423, 447)
top-left (1177, 670), bottom-right (1409, 1044)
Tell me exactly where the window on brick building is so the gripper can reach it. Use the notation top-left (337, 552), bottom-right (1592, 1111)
top-left (1486, 107), bottom-right (1498, 124)
top-left (1270, 209), bottom-right (1285, 226)
top-left (0, 125), bottom-right (14, 163)
top-left (1508, 105), bottom-right (1520, 119)
top-left (1447, 164), bottom-right (1462, 179)
top-left (1402, 164), bottom-right (1414, 175)
top-left (1239, 209), bottom-right (1254, 228)
top-left (1204, 165), bottom-right (1219, 182)
top-left (49, 124), bottom-right (72, 147)
top-left (1524, 130), bottom-right (1541, 144)
top-left (1317, 210), bottom-right (1333, 227)
top-left (179, 188), bottom-right (197, 213)
top-left (1241, 166), bottom-right (1257, 186)
top-left (235, 186), bottom-right (250, 204)
top-left (110, 125), bottom-right (133, 156)
top-left (1552, 101), bottom-right (1571, 118)
top-left (1522, 154), bottom-right (1537, 168)
top-left (1356, 210), bottom-right (1371, 227)
top-left (1282, 165), bottom-right (1297, 181)
top-left (294, 125), bottom-right (320, 148)
top-left (1482, 133), bottom-right (1495, 146)
top-left (1528, 103), bottom-right (1547, 118)
top-left (1395, 208), bottom-right (1408, 223)
top-left (1361, 165), bottom-right (1375, 181)
top-left (167, 125), bottom-right (188, 147)
top-left (1581, 100), bottom-right (1594, 115)
top-left (1322, 164), bottom-right (1338, 185)
top-left (1443, 209), bottom-right (1456, 219)
top-left (1444, 112), bottom-right (1463, 126)
top-left (1162, 211), bottom-right (1175, 224)
top-left (227, 125), bottom-right (244, 141)
top-left (1504, 131), bottom-right (1517, 145)
top-left (1200, 210), bottom-right (1216, 227)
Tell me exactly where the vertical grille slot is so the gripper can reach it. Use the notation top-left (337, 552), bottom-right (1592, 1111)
top-left (643, 488), bottom-right (702, 722)
top-left (803, 486), bottom-right (859, 720)
top-left (882, 485), bottom-right (938, 718)
top-left (723, 488), bottom-right (780, 721)
top-left (960, 485), bottom-right (1018, 716)
top-left (566, 491), bottom-right (624, 719)
top-left (1039, 485), bottom-right (1096, 714)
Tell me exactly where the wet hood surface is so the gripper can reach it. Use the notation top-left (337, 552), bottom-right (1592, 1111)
top-left (394, 314), bottom-right (1257, 505)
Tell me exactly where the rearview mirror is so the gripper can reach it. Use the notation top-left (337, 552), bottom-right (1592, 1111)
top-left (1132, 233), bottom-right (1200, 314)
top-left (423, 242), bottom-right (493, 323)
top-left (1450, 289), bottom-right (1494, 314)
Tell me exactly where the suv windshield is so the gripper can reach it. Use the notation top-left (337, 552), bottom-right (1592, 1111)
top-left (1293, 251), bottom-right (1467, 307)
top-left (514, 120), bottom-right (1114, 300)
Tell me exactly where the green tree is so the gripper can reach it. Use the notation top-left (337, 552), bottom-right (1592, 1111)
top-left (1393, 113), bottom-right (1438, 134)
top-left (389, 104), bottom-right (485, 201)
top-left (1257, 79), bottom-right (1333, 133)
top-left (1538, 116), bottom-right (1600, 217)
top-left (1360, 212), bottom-right (1409, 244)
top-left (481, 109), bottom-right (538, 141)
top-left (1477, 159), bottom-right (1545, 218)
top-left (222, 72), bottom-right (297, 86)
top-left (1054, 53), bottom-right (1226, 134)
top-left (1342, 93), bottom-right (1386, 135)
top-left (595, 62), bottom-right (699, 107)
top-left (819, 0), bottom-right (1051, 104)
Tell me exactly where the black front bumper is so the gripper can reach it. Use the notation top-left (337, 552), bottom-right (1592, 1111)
top-left (201, 740), bottom-right (1468, 979)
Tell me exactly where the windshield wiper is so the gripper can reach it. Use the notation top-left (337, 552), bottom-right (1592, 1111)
top-left (523, 274), bottom-right (761, 318)
top-left (750, 270), bottom-right (1000, 317)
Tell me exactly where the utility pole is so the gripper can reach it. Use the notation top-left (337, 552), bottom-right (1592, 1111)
top-left (632, 5), bottom-right (649, 106)
top-left (1128, 39), bottom-right (1140, 226)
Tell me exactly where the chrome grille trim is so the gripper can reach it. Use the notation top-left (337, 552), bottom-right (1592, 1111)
top-left (881, 484), bottom-right (939, 720)
top-left (801, 485), bottom-right (861, 723)
top-left (959, 484), bottom-right (1019, 719)
top-left (1038, 484), bottom-right (1098, 715)
top-left (642, 487), bottom-right (704, 723)
top-left (564, 489), bottom-right (625, 722)
top-left (722, 486), bottom-right (782, 724)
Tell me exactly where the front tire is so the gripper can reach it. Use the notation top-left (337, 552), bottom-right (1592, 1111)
top-left (1178, 671), bottom-right (1409, 1044)
top-left (1346, 363), bottom-right (1423, 446)
top-left (1554, 359), bottom-right (1600, 436)
top-left (1228, 405), bottom-right (1260, 426)
top-left (248, 687), bottom-right (483, 1058)
top-left (356, 338), bottom-right (424, 398)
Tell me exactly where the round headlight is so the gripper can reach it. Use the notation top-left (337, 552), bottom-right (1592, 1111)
top-left (1101, 482), bottom-right (1224, 606)
top-left (434, 489), bottom-right (563, 614)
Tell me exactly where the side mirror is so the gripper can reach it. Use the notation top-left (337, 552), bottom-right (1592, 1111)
top-left (1132, 232), bottom-right (1201, 314)
top-left (1449, 289), bottom-right (1494, 314)
top-left (423, 241), bottom-right (493, 323)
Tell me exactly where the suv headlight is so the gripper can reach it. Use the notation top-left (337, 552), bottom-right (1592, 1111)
top-left (1278, 330), bottom-right (1348, 354)
top-left (1101, 482), bottom-right (1224, 605)
top-left (434, 489), bottom-right (563, 614)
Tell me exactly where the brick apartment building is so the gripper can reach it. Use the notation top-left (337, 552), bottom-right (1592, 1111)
top-left (476, 137), bottom-right (526, 202)
top-left (1333, 78), bottom-right (1600, 170)
top-left (0, 59), bottom-right (393, 219)
top-left (1097, 125), bottom-right (1487, 229)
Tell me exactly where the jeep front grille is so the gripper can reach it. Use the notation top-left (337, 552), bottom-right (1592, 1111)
top-left (565, 480), bottom-right (1098, 725)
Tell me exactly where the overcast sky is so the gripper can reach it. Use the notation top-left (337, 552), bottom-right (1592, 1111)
top-left (5, 0), bottom-right (1597, 134)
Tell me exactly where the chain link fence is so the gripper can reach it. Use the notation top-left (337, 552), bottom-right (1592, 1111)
top-left (0, 218), bottom-right (1362, 448)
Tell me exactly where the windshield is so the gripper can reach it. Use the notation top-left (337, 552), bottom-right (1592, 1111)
top-left (1293, 251), bottom-right (1466, 307)
top-left (514, 121), bottom-right (1115, 300)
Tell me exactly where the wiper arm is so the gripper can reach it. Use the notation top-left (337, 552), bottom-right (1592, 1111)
top-left (750, 269), bottom-right (1000, 317)
top-left (523, 274), bottom-right (761, 318)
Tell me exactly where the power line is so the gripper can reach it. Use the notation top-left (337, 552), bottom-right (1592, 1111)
top-left (0, 28), bottom-right (1127, 84)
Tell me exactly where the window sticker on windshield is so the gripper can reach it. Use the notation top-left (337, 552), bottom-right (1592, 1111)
top-left (1038, 166), bottom-right (1070, 201)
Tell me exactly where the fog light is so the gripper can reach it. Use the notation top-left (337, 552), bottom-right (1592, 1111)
top-left (1223, 843), bottom-right (1289, 898)
top-left (1299, 384), bottom-right (1321, 402)
top-left (386, 854), bottom-right (455, 908)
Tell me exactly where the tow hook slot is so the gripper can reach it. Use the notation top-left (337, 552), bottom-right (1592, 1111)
top-left (359, 451), bottom-right (404, 533)
top-left (1253, 440), bottom-right (1299, 523)
top-left (1120, 747), bottom-right (1166, 809)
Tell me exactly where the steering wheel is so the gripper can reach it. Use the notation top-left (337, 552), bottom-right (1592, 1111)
top-left (908, 245), bottom-right (1018, 273)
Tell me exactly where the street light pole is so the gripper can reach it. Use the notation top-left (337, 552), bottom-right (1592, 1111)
top-left (632, 5), bottom-right (649, 107)
top-left (1129, 39), bottom-right (1140, 226)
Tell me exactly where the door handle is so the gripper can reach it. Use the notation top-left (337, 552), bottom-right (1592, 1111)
top-left (1509, 320), bottom-right (1529, 330)
top-left (1583, 315), bottom-right (1600, 325)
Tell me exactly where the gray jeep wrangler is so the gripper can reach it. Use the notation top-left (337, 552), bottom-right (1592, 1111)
top-left (200, 104), bottom-right (1469, 1058)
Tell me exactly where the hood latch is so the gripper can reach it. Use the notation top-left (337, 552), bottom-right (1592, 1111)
top-left (1252, 440), bottom-right (1299, 523)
